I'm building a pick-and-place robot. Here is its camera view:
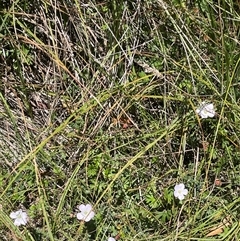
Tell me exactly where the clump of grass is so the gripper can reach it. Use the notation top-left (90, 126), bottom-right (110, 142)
top-left (0, 0), bottom-right (239, 240)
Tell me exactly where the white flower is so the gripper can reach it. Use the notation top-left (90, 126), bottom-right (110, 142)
top-left (108, 238), bottom-right (116, 241)
top-left (196, 102), bottom-right (215, 118)
top-left (10, 209), bottom-right (28, 226)
top-left (174, 183), bottom-right (188, 200)
top-left (76, 204), bottom-right (95, 222)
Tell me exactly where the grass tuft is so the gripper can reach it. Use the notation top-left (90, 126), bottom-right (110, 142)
top-left (0, 0), bottom-right (239, 240)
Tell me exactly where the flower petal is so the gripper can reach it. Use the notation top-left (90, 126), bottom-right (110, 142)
top-left (85, 204), bottom-right (93, 212)
top-left (10, 211), bottom-right (18, 219)
top-left (14, 219), bottom-right (22, 226)
top-left (84, 214), bottom-right (93, 222)
top-left (174, 183), bottom-right (184, 191)
top-left (178, 194), bottom-right (185, 200)
top-left (76, 212), bottom-right (84, 220)
top-left (108, 238), bottom-right (116, 241)
top-left (196, 108), bottom-right (200, 114)
top-left (182, 189), bottom-right (188, 195)
top-left (78, 204), bottom-right (86, 212)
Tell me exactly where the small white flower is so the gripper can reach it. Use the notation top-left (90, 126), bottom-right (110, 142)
top-left (10, 209), bottom-right (28, 226)
top-left (174, 183), bottom-right (188, 201)
top-left (76, 204), bottom-right (95, 222)
top-left (108, 238), bottom-right (116, 241)
top-left (196, 102), bottom-right (215, 119)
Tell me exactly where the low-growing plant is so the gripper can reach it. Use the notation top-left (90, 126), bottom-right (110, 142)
top-left (0, 0), bottom-right (239, 240)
